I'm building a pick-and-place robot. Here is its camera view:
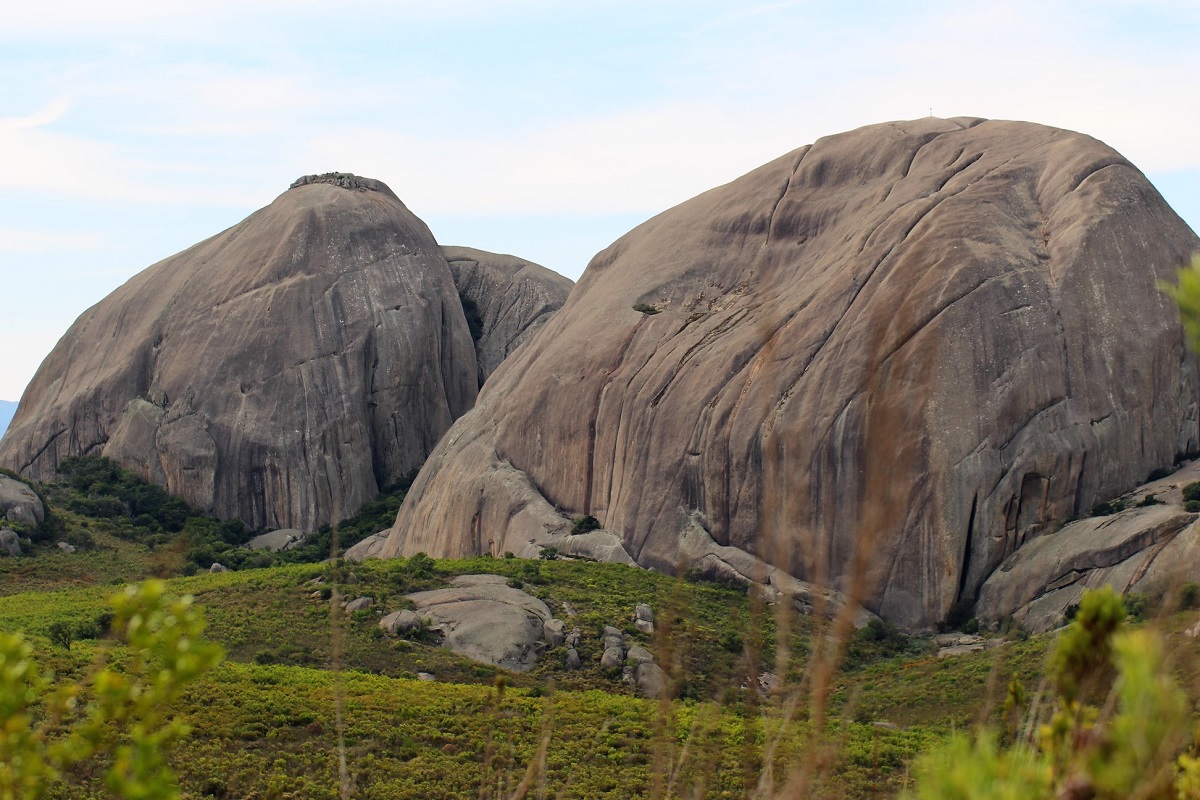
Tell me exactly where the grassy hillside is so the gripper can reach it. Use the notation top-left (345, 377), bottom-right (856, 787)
top-left (4, 458), bottom-right (1200, 797)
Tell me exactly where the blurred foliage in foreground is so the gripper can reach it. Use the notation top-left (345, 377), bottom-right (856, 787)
top-left (908, 587), bottom-right (1200, 799)
top-left (0, 580), bottom-right (222, 800)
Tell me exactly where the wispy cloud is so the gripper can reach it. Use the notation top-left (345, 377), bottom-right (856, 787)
top-left (0, 229), bottom-right (111, 253)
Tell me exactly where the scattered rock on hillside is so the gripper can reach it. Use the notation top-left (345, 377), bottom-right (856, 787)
top-left (210, 563), bottom-right (228, 573)
top-left (0, 528), bottom-right (20, 557)
top-left (635, 662), bottom-right (669, 699)
top-left (402, 574), bottom-right (557, 672)
top-left (343, 596), bottom-right (374, 613)
top-left (564, 648), bottom-right (581, 670)
top-left (56, 542), bottom-right (75, 553)
top-left (633, 603), bottom-right (655, 634)
top-left (382, 117), bottom-right (1200, 630)
top-left (0, 475), bottom-right (43, 527)
top-left (247, 528), bottom-right (305, 552)
top-left (600, 626), bottom-right (627, 670)
top-left (543, 618), bottom-right (567, 647)
top-left (380, 609), bottom-right (421, 635)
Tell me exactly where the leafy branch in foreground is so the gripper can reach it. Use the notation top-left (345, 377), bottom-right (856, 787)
top-left (0, 580), bottom-right (223, 800)
top-left (1160, 252), bottom-right (1200, 352)
top-left (907, 587), bottom-right (1195, 799)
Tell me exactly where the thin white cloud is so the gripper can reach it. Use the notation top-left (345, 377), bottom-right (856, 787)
top-left (0, 229), bottom-right (111, 253)
top-left (0, 98), bottom-right (70, 130)
top-left (301, 105), bottom-right (797, 217)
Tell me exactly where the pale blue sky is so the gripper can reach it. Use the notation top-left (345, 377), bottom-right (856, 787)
top-left (2, 0), bottom-right (1198, 401)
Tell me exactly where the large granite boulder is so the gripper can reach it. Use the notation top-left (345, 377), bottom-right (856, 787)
top-left (0, 174), bottom-right (479, 531)
top-left (443, 246), bottom-right (574, 387)
top-left (379, 118), bottom-right (1200, 630)
top-left (403, 574), bottom-right (557, 672)
top-left (0, 474), bottom-right (44, 527)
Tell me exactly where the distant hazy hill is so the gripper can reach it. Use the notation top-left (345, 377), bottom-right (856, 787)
top-left (0, 401), bottom-right (15, 438)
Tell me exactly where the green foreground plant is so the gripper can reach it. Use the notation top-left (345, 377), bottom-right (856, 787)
top-left (0, 580), bottom-right (223, 800)
top-left (907, 587), bottom-right (1197, 799)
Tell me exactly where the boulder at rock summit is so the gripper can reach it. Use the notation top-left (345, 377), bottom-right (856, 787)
top-left (0, 174), bottom-right (478, 531)
top-left (378, 118), bottom-right (1200, 630)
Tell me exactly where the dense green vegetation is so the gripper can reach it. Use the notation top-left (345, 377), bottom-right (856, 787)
top-left (0, 456), bottom-right (411, 587)
top-left (6, 459), bottom-right (1200, 797)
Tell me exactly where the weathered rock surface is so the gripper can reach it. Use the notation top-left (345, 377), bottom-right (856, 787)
top-left (380, 118), bottom-right (1200, 630)
top-left (0, 175), bottom-right (478, 532)
top-left (444, 246), bottom-right (574, 387)
top-left (0, 528), bottom-right (20, 557)
top-left (0, 475), bottom-right (43, 527)
top-left (635, 662), bottom-right (669, 699)
top-left (380, 608), bottom-right (421, 635)
top-left (344, 531), bottom-right (389, 562)
top-left (246, 528), bottom-right (304, 552)
top-left (633, 603), bottom-right (655, 634)
top-left (404, 574), bottom-right (555, 672)
top-left (343, 596), bottom-right (373, 613)
top-left (979, 461), bottom-right (1200, 631)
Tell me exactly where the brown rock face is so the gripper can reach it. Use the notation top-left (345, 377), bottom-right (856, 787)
top-left (443, 246), bottom-right (574, 387)
top-left (380, 118), bottom-right (1200, 630)
top-left (0, 176), bottom-right (479, 531)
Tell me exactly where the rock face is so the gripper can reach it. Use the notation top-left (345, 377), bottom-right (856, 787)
top-left (978, 461), bottom-right (1200, 632)
top-left (0, 528), bottom-right (19, 557)
top-left (0, 475), bottom-right (44, 527)
top-left (443, 246), bottom-right (574, 387)
top-left (379, 118), bottom-right (1200, 630)
top-left (0, 175), bottom-right (478, 531)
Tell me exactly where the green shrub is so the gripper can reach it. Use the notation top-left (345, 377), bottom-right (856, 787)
top-left (571, 515), bottom-right (601, 534)
top-left (1184, 481), bottom-right (1200, 503)
top-left (910, 586), bottom-right (1192, 799)
top-left (539, 546), bottom-right (559, 561)
top-left (1091, 498), bottom-right (1126, 516)
top-left (0, 581), bottom-right (222, 799)
top-left (631, 303), bottom-right (661, 315)
top-left (1180, 581), bottom-right (1200, 610)
top-left (1187, 500), bottom-right (1200, 513)
top-left (47, 620), bottom-right (74, 650)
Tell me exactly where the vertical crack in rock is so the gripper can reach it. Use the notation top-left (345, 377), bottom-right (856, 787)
top-left (957, 493), bottom-right (979, 605)
top-left (763, 147), bottom-right (809, 248)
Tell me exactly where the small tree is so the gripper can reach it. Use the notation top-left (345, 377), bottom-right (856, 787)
top-left (0, 580), bottom-right (223, 799)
